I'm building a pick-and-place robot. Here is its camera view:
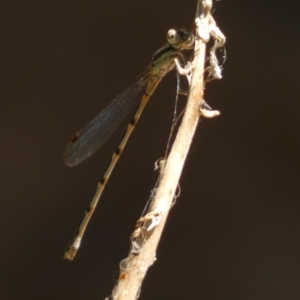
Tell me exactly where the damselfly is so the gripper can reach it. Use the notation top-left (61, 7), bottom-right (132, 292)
top-left (64, 29), bottom-right (194, 260)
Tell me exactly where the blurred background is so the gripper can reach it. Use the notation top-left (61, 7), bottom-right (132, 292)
top-left (0, 0), bottom-right (299, 299)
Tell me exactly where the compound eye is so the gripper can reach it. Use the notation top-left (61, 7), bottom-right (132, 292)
top-left (167, 29), bottom-right (180, 45)
top-left (186, 34), bottom-right (195, 48)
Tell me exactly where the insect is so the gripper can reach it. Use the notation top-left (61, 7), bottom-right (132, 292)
top-left (64, 29), bottom-right (195, 260)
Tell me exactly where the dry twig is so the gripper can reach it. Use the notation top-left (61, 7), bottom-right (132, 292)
top-left (107, 1), bottom-right (225, 299)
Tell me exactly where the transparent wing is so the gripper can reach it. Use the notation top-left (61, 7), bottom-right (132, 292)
top-left (64, 68), bottom-right (150, 166)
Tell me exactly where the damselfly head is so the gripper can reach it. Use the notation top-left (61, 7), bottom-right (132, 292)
top-left (167, 29), bottom-right (194, 50)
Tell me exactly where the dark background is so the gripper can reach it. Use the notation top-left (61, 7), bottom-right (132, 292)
top-left (1, 0), bottom-right (299, 299)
